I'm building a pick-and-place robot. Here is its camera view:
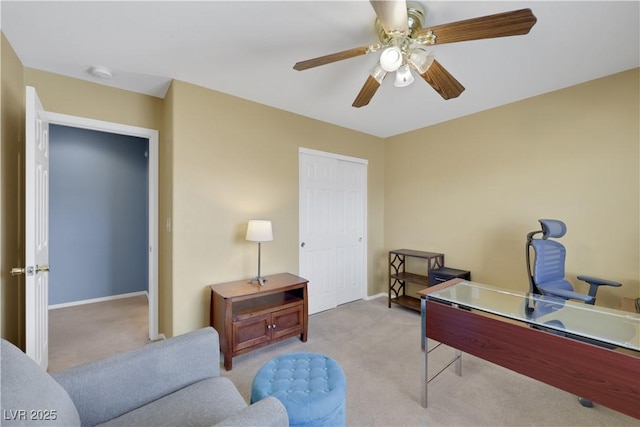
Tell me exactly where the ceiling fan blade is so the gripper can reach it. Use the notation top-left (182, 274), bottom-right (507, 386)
top-left (419, 60), bottom-right (465, 100)
top-left (352, 75), bottom-right (382, 108)
top-left (370, 0), bottom-right (408, 36)
top-left (294, 46), bottom-right (372, 71)
top-left (419, 8), bottom-right (537, 45)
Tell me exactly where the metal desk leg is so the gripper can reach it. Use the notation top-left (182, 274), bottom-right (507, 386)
top-left (421, 298), bottom-right (463, 408)
top-left (422, 334), bottom-right (428, 407)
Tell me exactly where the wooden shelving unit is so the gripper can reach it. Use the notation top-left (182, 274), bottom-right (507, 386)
top-left (388, 249), bottom-right (444, 312)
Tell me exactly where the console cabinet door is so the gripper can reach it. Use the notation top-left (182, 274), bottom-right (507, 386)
top-left (233, 314), bottom-right (270, 352)
top-left (271, 305), bottom-right (304, 341)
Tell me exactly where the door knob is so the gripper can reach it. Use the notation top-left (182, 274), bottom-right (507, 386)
top-left (301, 242), bottom-right (306, 248)
top-left (11, 266), bottom-right (35, 276)
top-left (11, 267), bottom-right (25, 276)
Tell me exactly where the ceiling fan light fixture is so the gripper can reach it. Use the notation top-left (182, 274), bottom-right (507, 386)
top-left (379, 46), bottom-right (403, 72)
top-left (408, 48), bottom-right (435, 74)
top-left (394, 64), bottom-right (414, 87)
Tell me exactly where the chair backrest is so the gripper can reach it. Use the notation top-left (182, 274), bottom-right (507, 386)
top-left (526, 219), bottom-right (569, 294)
top-left (532, 239), bottom-right (566, 285)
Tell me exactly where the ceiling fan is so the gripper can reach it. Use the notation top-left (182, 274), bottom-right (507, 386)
top-left (293, 1), bottom-right (537, 108)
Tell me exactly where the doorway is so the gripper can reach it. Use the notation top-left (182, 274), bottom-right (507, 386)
top-left (47, 112), bottom-right (159, 340)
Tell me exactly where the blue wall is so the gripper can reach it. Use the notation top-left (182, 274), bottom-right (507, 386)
top-left (49, 125), bottom-right (149, 305)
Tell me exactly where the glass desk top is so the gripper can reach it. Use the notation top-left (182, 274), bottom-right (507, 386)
top-left (425, 281), bottom-right (640, 352)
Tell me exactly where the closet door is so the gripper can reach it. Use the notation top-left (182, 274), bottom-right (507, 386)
top-left (299, 149), bottom-right (366, 315)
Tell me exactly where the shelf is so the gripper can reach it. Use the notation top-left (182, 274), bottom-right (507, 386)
top-left (390, 295), bottom-right (421, 312)
top-left (233, 293), bottom-right (303, 321)
top-left (390, 249), bottom-right (445, 260)
top-left (391, 272), bottom-right (429, 286)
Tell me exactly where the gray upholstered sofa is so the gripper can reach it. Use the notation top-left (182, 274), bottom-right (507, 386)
top-left (1, 327), bottom-right (288, 426)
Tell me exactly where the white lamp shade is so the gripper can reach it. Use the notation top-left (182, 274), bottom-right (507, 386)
top-left (246, 220), bottom-right (273, 242)
top-left (408, 48), bottom-right (435, 74)
top-left (379, 46), bottom-right (403, 72)
top-left (394, 64), bottom-right (414, 87)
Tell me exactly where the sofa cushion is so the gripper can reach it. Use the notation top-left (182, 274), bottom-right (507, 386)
top-left (1, 340), bottom-right (80, 427)
top-left (98, 377), bottom-right (247, 427)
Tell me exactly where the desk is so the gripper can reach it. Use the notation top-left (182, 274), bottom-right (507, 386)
top-left (419, 279), bottom-right (640, 419)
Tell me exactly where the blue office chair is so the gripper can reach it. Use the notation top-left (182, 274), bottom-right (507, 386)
top-left (526, 219), bottom-right (622, 408)
top-left (526, 219), bottom-right (621, 305)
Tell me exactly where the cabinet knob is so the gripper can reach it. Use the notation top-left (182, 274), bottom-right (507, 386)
top-left (272, 324), bottom-right (276, 329)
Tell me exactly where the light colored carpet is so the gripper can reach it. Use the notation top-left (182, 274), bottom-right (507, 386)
top-left (48, 294), bottom-right (149, 372)
top-left (48, 295), bottom-right (637, 426)
top-left (222, 297), bottom-right (637, 427)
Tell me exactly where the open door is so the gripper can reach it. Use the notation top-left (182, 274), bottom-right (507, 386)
top-left (17, 86), bottom-right (50, 369)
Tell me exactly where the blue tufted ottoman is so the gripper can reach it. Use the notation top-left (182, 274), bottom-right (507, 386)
top-left (250, 353), bottom-right (346, 427)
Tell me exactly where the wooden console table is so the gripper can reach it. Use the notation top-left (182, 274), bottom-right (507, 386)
top-left (419, 279), bottom-right (640, 419)
top-left (209, 273), bottom-right (308, 370)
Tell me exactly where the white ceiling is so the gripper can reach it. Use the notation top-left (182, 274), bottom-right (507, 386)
top-left (1, 1), bottom-right (638, 138)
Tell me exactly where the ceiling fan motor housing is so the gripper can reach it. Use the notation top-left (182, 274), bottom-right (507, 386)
top-left (376, 1), bottom-right (426, 44)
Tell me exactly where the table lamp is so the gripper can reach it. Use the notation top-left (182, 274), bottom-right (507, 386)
top-left (246, 220), bottom-right (273, 285)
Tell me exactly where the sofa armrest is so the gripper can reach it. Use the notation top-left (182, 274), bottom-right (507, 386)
top-left (52, 327), bottom-right (220, 427)
top-left (213, 397), bottom-right (289, 427)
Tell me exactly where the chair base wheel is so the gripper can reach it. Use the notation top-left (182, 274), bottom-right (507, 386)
top-left (578, 397), bottom-right (594, 408)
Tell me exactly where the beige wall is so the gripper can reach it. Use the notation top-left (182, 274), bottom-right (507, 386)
top-left (385, 69), bottom-right (640, 308)
top-left (1, 32), bottom-right (26, 346)
top-left (16, 70), bottom-right (386, 338)
top-left (169, 80), bottom-right (385, 336)
top-left (3, 30), bottom-right (637, 339)
top-left (24, 69), bottom-right (163, 131)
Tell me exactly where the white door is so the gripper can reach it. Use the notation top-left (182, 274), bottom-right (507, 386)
top-left (334, 160), bottom-right (366, 305)
top-left (25, 86), bottom-right (50, 369)
top-left (299, 149), bottom-right (366, 315)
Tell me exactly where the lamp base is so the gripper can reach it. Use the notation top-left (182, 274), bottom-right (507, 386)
top-left (249, 276), bottom-right (268, 286)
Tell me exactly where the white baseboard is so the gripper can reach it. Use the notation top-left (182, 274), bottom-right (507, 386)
top-left (150, 333), bottom-right (166, 342)
top-left (365, 292), bottom-right (387, 301)
top-left (49, 291), bottom-right (148, 310)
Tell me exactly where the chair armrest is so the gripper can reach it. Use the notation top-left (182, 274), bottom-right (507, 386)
top-left (577, 275), bottom-right (622, 288)
top-left (53, 327), bottom-right (220, 427)
top-left (542, 288), bottom-right (595, 304)
top-left (213, 397), bottom-right (289, 427)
